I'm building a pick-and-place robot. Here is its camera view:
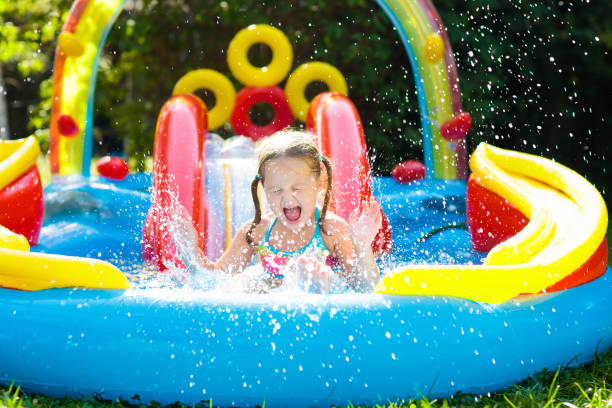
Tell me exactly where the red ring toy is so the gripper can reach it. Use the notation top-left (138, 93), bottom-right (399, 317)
top-left (230, 86), bottom-right (293, 141)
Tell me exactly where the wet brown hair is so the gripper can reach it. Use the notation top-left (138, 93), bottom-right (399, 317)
top-left (246, 130), bottom-right (333, 246)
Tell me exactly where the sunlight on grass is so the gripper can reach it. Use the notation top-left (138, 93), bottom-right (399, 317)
top-left (1, 384), bottom-right (23, 408)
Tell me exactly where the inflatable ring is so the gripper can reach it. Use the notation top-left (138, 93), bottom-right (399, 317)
top-left (227, 24), bottom-right (293, 87)
top-left (172, 69), bottom-right (236, 130)
top-left (230, 86), bottom-right (293, 141)
top-left (285, 62), bottom-right (348, 122)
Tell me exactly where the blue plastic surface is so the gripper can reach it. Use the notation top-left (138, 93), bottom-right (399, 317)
top-left (1, 175), bottom-right (610, 406)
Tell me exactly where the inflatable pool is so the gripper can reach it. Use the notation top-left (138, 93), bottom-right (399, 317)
top-left (1, 98), bottom-right (610, 406)
top-left (2, 169), bottom-right (611, 407)
top-left (1, 0), bottom-right (610, 406)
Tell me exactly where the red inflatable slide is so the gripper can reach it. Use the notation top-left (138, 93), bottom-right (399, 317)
top-left (142, 95), bottom-right (208, 269)
top-left (307, 92), bottom-right (392, 255)
top-left (144, 92), bottom-right (392, 269)
top-left (0, 136), bottom-right (44, 246)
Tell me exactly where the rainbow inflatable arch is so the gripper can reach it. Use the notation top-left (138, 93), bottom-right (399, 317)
top-left (48, 0), bottom-right (467, 179)
top-left (0, 0), bottom-right (610, 406)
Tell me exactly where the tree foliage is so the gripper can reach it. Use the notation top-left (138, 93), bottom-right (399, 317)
top-left (2, 0), bottom-right (610, 199)
top-left (0, 0), bottom-right (72, 149)
top-left (437, 0), bottom-right (611, 196)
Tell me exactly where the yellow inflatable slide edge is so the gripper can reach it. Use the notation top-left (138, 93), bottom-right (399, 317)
top-left (0, 137), bottom-right (129, 291)
top-left (376, 143), bottom-right (608, 303)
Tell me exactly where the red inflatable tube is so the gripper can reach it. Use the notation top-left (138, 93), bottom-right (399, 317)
top-left (0, 165), bottom-right (44, 245)
top-left (466, 175), bottom-right (529, 252)
top-left (230, 86), bottom-right (293, 141)
top-left (142, 94), bottom-right (208, 270)
top-left (466, 175), bottom-right (608, 292)
top-left (544, 237), bottom-right (608, 292)
top-left (307, 92), bottom-right (392, 255)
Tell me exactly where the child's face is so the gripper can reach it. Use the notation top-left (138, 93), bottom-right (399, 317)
top-left (262, 156), bottom-right (322, 232)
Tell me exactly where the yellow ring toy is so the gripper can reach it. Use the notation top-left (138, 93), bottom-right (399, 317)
top-left (285, 62), bottom-right (348, 122)
top-left (227, 24), bottom-right (293, 87)
top-left (172, 69), bottom-right (236, 130)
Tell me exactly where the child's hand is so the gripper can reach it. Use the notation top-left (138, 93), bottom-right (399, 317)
top-left (167, 202), bottom-right (212, 273)
top-left (167, 203), bottom-right (200, 247)
top-left (348, 196), bottom-right (383, 246)
top-left (296, 256), bottom-right (332, 293)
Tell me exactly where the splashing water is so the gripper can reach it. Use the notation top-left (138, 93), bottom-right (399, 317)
top-left (36, 175), bottom-right (483, 295)
top-left (145, 194), bottom-right (350, 295)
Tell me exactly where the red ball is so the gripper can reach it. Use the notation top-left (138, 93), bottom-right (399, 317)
top-left (57, 114), bottom-right (79, 137)
top-left (96, 156), bottom-right (129, 181)
top-left (391, 160), bottom-right (426, 183)
top-left (440, 112), bottom-right (472, 141)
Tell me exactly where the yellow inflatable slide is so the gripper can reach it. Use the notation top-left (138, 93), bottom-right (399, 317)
top-left (377, 143), bottom-right (608, 303)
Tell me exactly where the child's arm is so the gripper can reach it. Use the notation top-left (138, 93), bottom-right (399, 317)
top-left (330, 197), bottom-right (382, 291)
top-left (348, 197), bottom-right (383, 290)
top-left (212, 221), bottom-right (258, 274)
top-left (168, 203), bottom-right (256, 275)
top-left (185, 224), bottom-right (257, 275)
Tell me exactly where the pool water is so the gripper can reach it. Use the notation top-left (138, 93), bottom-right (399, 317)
top-left (33, 174), bottom-right (486, 290)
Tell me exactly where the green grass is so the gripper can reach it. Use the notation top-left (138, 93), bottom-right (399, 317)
top-left (2, 347), bottom-right (610, 408)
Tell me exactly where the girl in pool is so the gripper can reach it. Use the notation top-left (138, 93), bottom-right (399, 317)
top-left (174, 130), bottom-right (382, 293)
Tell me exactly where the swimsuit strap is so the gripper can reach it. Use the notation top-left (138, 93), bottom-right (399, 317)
top-left (258, 208), bottom-right (341, 280)
top-left (263, 208), bottom-right (330, 256)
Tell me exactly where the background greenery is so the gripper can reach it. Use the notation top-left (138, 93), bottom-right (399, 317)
top-left (2, 0), bottom-right (610, 197)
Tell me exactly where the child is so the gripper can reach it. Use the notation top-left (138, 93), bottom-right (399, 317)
top-left (173, 130), bottom-right (382, 293)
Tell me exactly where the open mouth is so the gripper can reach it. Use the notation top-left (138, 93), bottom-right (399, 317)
top-left (283, 206), bottom-right (302, 223)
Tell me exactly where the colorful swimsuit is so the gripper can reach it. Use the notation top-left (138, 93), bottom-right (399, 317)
top-left (256, 208), bottom-right (340, 279)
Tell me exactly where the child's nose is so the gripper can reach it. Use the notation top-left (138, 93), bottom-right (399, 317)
top-left (281, 191), bottom-right (298, 205)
